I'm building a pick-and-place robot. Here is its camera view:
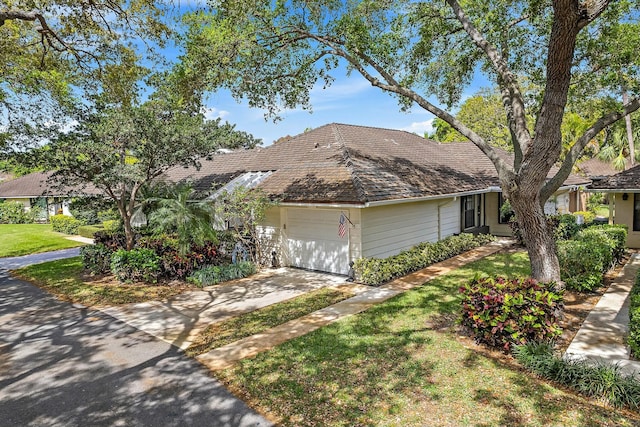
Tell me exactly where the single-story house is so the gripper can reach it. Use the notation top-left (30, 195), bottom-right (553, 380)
top-left (165, 123), bottom-right (589, 275)
top-left (589, 164), bottom-right (640, 248)
top-left (0, 171), bottom-right (99, 219)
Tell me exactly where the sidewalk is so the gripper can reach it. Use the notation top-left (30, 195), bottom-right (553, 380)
top-left (564, 253), bottom-right (640, 376)
top-left (197, 238), bottom-right (515, 370)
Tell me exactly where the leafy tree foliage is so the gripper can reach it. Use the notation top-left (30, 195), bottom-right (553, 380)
top-left (46, 96), bottom-right (260, 250)
top-left (182, 0), bottom-right (640, 282)
top-left (0, 0), bottom-right (171, 152)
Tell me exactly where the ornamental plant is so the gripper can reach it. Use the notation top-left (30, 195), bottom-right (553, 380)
top-left (459, 276), bottom-right (563, 352)
top-left (110, 248), bottom-right (161, 284)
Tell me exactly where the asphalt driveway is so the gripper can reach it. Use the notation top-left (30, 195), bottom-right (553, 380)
top-left (0, 252), bottom-right (271, 427)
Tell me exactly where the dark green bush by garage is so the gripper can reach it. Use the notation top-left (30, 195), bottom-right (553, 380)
top-left (353, 233), bottom-right (494, 286)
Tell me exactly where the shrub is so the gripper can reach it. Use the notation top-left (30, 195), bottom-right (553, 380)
top-left (80, 244), bottom-right (113, 275)
top-left (573, 210), bottom-right (596, 224)
top-left (514, 342), bottom-right (640, 410)
top-left (354, 233), bottom-right (495, 286)
top-left (77, 225), bottom-right (103, 239)
top-left (50, 214), bottom-right (86, 234)
top-left (551, 214), bottom-right (582, 241)
top-left (0, 201), bottom-right (34, 224)
top-left (628, 272), bottom-right (640, 357)
top-left (93, 230), bottom-right (129, 251)
top-left (102, 219), bottom-right (120, 232)
top-left (587, 224), bottom-right (627, 262)
top-left (459, 276), bottom-right (563, 352)
top-left (187, 261), bottom-right (257, 287)
top-left (110, 248), bottom-right (161, 283)
top-left (138, 234), bottom-right (222, 279)
top-left (557, 240), bottom-right (609, 292)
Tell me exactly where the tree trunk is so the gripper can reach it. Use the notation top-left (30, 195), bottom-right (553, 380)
top-left (123, 215), bottom-right (135, 251)
top-left (623, 87), bottom-right (635, 167)
top-left (509, 189), bottom-right (561, 284)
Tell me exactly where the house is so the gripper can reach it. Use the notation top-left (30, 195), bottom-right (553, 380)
top-left (588, 164), bottom-right (640, 248)
top-left (0, 171), bottom-right (99, 219)
top-left (166, 123), bottom-right (589, 275)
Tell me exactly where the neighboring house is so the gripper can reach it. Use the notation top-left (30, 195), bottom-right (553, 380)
top-left (166, 123), bottom-right (589, 275)
top-left (589, 165), bottom-right (640, 248)
top-left (0, 171), bottom-right (98, 219)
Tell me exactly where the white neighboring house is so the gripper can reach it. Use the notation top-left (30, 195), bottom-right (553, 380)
top-left (0, 171), bottom-right (98, 219)
top-left (166, 123), bottom-right (589, 276)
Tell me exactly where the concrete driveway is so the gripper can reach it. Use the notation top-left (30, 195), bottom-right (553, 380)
top-left (0, 253), bottom-right (271, 427)
top-left (102, 267), bottom-right (348, 350)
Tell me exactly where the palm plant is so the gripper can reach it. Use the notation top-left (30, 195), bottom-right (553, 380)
top-left (598, 128), bottom-right (640, 171)
top-left (146, 182), bottom-right (217, 254)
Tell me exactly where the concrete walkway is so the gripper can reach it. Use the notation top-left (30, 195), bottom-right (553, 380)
top-left (197, 238), bottom-right (515, 370)
top-left (102, 268), bottom-right (356, 350)
top-left (565, 253), bottom-right (640, 376)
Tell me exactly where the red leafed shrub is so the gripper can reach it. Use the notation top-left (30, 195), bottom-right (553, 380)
top-left (138, 235), bottom-right (223, 279)
top-left (459, 276), bottom-right (563, 351)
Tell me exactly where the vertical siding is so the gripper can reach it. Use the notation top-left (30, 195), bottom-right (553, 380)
top-left (439, 199), bottom-right (460, 238)
top-left (361, 201), bottom-right (439, 259)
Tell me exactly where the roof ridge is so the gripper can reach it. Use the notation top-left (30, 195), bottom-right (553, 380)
top-left (332, 124), bottom-right (368, 203)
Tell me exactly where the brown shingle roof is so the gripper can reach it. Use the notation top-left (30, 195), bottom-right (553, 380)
top-left (589, 164), bottom-right (640, 191)
top-left (576, 158), bottom-right (625, 179)
top-left (165, 123), bottom-right (589, 204)
top-left (0, 171), bottom-right (101, 198)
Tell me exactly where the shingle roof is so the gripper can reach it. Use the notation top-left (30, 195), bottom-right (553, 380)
top-left (165, 123), bottom-right (589, 204)
top-left (576, 158), bottom-right (624, 179)
top-left (589, 164), bottom-right (640, 191)
top-left (0, 171), bottom-right (101, 198)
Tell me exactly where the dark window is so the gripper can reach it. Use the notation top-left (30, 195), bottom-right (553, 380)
top-left (634, 194), bottom-right (640, 232)
top-left (498, 193), bottom-right (514, 224)
top-left (462, 195), bottom-right (476, 229)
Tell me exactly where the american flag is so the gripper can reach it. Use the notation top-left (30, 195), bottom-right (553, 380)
top-left (338, 213), bottom-right (347, 238)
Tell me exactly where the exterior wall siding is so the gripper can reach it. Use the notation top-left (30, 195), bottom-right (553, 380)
top-left (611, 193), bottom-right (640, 248)
top-left (484, 192), bottom-right (512, 237)
top-left (438, 199), bottom-right (460, 239)
top-left (257, 207), bottom-right (281, 266)
top-left (361, 200), bottom-right (441, 259)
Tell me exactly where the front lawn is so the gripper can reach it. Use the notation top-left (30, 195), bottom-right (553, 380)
top-left (217, 251), bottom-right (639, 426)
top-left (13, 257), bottom-right (190, 306)
top-left (0, 223), bottom-right (86, 257)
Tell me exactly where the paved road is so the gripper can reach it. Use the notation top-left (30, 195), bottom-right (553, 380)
top-left (0, 252), bottom-right (271, 427)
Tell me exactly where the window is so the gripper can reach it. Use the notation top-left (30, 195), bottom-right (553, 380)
top-left (462, 195), bottom-right (476, 229)
top-left (634, 194), bottom-right (640, 232)
top-left (498, 193), bottom-right (514, 224)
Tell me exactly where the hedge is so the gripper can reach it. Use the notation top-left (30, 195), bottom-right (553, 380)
top-left (187, 261), bottom-right (257, 287)
top-left (50, 214), bottom-right (86, 234)
top-left (353, 233), bottom-right (495, 286)
top-left (629, 272), bottom-right (640, 358)
top-left (460, 276), bottom-right (563, 351)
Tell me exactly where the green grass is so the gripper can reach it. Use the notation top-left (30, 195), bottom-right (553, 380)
top-left (186, 287), bottom-right (356, 357)
top-left (217, 251), bottom-right (639, 427)
top-left (0, 223), bottom-right (85, 257)
top-left (14, 257), bottom-right (188, 306)
top-left (594, 204), bottom-right (611, 218)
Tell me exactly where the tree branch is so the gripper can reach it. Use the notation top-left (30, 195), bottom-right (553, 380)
top-left (578, 0), bottom-right (610, 29)
top-left (445, 0), bottom-right (531, 158)
top-left (541, 96), bottom-right (640, 201)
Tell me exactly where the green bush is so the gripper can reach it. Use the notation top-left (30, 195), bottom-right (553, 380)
top-left (102, 219), bottom-right (120, 232)
top-left (187, 261), bottom-right (257, 287)
top-left (514, 342), bottom-right (640, 410)
top-left (0, 201), bottom-right (41, 224)
top-left (573, 210), bottom-right (596, 224)
top-left (628, 272), bottom-right (640, 357)
top-left (77, 225), bottom-right (103, 239)
top-left (80, 244), bottom-right (113, 275)
top-left (354, 233), bottom-right (495, 286)
top-left (110, 248), bottom-right (161, 283)
top-left (557, 240), bottom-right (609, 292)
top-left (551, 214), bottom-right (582, 241)
top-left (50, 214), bottom-right (86, 234)
top-left (459, 276), bottom-right (563, 351)
top-left (588, 224), bottom-right (627, 261)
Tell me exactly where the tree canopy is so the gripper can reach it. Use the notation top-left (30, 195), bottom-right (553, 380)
top-left (181, 0), bottom-right (640, 282)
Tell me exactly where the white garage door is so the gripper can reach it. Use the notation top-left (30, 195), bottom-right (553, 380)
top-left (286, 208), bottom-right (350, 275)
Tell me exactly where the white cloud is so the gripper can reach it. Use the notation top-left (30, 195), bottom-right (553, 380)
top-left (202, 107), bottom-right (230, 120)
top-left (400, 119), bottom-right (435, 136)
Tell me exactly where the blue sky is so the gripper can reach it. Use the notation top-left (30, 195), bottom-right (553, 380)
top-left (171, 2), bottom-right (490, 146)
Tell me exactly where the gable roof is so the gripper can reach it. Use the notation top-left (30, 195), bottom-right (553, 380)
top-left (589, 164), bottom-right (640, 191)
top-left (165, 123), bottom-right (589, 205)
top-left (576, 157), bottom-right (625, 179)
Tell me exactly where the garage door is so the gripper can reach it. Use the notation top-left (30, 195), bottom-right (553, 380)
top-left (286, 208), bottom-right (350, 275)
